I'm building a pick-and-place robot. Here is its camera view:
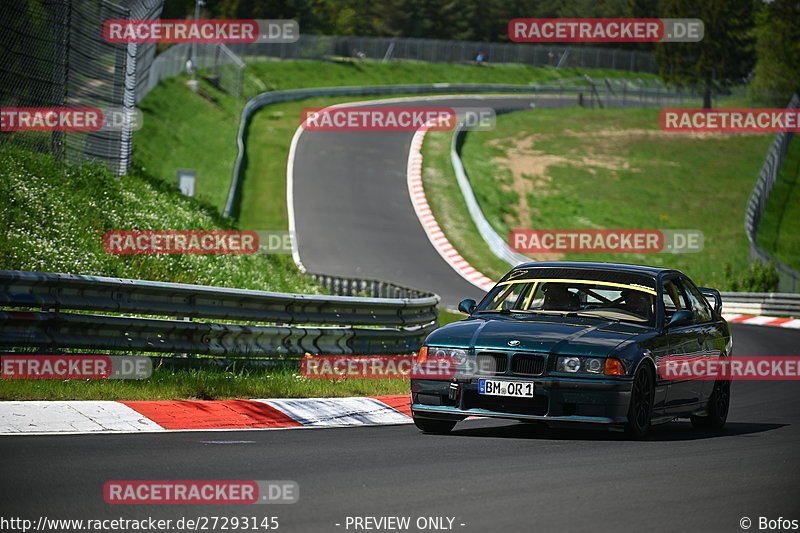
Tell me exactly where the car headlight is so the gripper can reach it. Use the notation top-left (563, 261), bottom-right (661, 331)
top-left (585, 358), bottom-right (603, 373)
top-left (556, 356), bottom-right (581, 373)
top-left (556, 356), bottom-right (606, 374)
top-left (429, 346), bottom-right (468, 365)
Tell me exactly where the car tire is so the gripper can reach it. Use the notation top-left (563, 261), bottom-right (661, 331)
top-left (690, 378), bottom-right (730, 430)
top-left (413, 416), bottom-right (457, 434)
top-left (625, 363), bottom-right (655, 440)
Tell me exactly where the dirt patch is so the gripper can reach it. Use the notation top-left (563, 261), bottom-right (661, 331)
top-left (489, 134), bottom-right (634, 225)
top-left (568, 127), bottom-right (762, 141)
top-left (485, 127), bottom-right (766, 262)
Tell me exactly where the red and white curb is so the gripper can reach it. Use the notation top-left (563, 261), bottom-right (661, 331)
top-left (407, 121), bottom-right (495, 293)
top-left (288, 94), bottom-right (537, 276)
top-left (0, 395), bottom-right (413, 435)
top-left (722, 313), bottom-right (800, 329)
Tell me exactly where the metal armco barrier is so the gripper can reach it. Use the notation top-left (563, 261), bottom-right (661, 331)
top-left (721, 292), bottom-right (800, 317)
top-left (0, 270), bottom-right (438, 357)
top-left (450, 121), bottom-right (530, 268)
top-left (308, 273), bottom-right (431, 299)
top-left (744, 93), bottom-right (799, 293)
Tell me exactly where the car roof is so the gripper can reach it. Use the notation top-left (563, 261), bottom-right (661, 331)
top-left (512, 261), bottom-right (680, 278)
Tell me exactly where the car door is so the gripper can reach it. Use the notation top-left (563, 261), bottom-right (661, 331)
top-left (680, 276), bottom-right (722, 399)
top-left (662, 276), bottom-right (706, 411)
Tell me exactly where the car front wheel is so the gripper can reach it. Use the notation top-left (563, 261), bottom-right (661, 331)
top-left (625, 364), bottom-right (655, 439)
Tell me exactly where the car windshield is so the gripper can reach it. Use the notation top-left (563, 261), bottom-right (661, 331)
top-left (475, 278), bottom-right (656, 325)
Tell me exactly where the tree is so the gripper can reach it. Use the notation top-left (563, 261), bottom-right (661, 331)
top-left (655, 0), bottom-right (755, 108)
top-left (750, 0), bottom-right (800, 104)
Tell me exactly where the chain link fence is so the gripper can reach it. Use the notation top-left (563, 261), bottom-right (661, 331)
top-left (745, 93), bottom-right (800, 292)
top-left (138, 42), bottom-right (247, 101)
top-left (138, 35), bottom-right (658, 104)
top-left (226, 34), bottom-right (657, 73)
top-left (3, 9), bottom-right (657, 175)
top-left (0, 0), bottom-right (163, 175)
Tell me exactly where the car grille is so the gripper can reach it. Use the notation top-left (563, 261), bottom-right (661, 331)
top-left (511, 353), bottom-right (545, 376)
top-left (475, 352), bottom-right (508, 375)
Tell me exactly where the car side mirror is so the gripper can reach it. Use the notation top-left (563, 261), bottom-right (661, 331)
top-left (666, 309), bottom-right (694, 328)
top-left (458, 298), bottom-right (477, 315)
top-left (699, 287), bottom-right (722, 314)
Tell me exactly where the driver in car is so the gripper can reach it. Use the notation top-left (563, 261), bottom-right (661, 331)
top-left (621, 288), bottom-right (653, 320)
top-left (542, 284), bottom-right (580, 311)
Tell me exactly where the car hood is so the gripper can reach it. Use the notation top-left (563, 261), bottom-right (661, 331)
top-left (426, 315), bottom-right (649, 357)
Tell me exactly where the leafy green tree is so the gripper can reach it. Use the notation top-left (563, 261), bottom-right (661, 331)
top-left (655, 0), bottom-right (755, 108)
top-left (750, 0), bottom-right (800, 104)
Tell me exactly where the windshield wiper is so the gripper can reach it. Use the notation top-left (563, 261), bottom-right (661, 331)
top-left (475, 309), bottom-right (545, 316)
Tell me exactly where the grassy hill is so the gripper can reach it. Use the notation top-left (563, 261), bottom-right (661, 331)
top-left (422, 106), bottom-right (776, 290)
top-left (0, 146), bottom-right (317, 293)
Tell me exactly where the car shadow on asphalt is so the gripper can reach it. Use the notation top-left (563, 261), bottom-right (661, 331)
top-left (445, 420), bottom-right (787, 441)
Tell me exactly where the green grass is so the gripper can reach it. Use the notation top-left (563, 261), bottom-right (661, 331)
top-left (0, 147), bottom-right (435, 401)
top-left (134, 61), bottom-right (660, 216)
top-left (135, 77), bottom-right (245, 212)
top-left (0, 365), bottom-right (408, 401)
top-left (239, 95), bottom-right (410, 230)
top-left (440, 107), bottom-right (776, 289)
top-left (240, 93), bottom-right (476, 230)
top-left (244, 60), bottom-right (659, 96)
top-left (0, 146), bottom-right (317, 293)
top-left (757, 136), bottom-right (800, 271)
top-left (420, 130), bottom-right (513, 282)
top-left (438, 308), bottom-right (467, 326)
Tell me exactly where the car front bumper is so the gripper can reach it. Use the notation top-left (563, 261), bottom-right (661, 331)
top-left (411, 376), bottom-right (633, 425)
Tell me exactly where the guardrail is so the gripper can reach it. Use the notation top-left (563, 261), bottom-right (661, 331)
top-left (744, 93), bottom-right (800, 293)
top-left (224, 82), bottom-right (690, 218)
top-left (721, 292), bottom-right (800, 317)
top-left (0, 270), bottom-right (438, 357)
top-left (308, 272), bottom-right (432, 299)
top-left (450, 122), bottom-right (530, 267)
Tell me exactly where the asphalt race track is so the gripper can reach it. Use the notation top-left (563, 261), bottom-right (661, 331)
top-left (1, 323), bottom-right (799, 532)
top-left (292, 95), bottom-right (568, 308)
top-left (2, 96), bottom-right (798, 533)
top-left (291, 95), bottom-right (666, 308)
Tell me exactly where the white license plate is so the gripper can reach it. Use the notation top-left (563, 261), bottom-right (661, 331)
top-left (478, 379), bottom-right (534, 398)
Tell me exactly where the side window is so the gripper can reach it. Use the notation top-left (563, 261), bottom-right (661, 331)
top-left (681, 278), bottom-right (713, 323)
top-left (661, 278), bottom-right (690, 321)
